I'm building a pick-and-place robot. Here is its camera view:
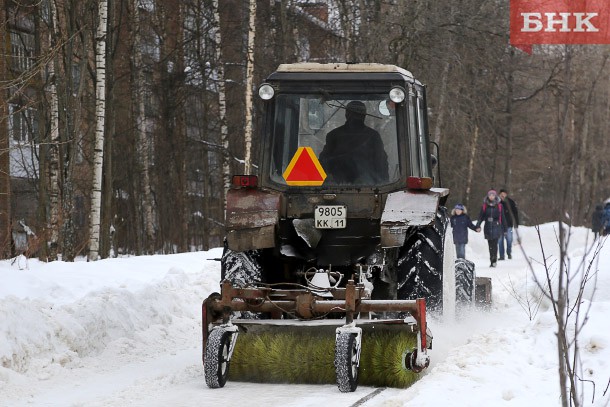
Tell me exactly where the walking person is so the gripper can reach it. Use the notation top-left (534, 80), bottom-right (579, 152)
top-left (475, 190), bottom-right (507, 267)
top-left (498, 189), bottom-right (519, 260)
top-left (602, 198), bottom-right (610, 237)
top-left (450, 203), bottom-right (479, 259)
top-left (592, 203), bottom-right (604, 239)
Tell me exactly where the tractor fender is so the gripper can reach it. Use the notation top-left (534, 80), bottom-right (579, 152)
top-left (380, 188), bottom-right (449, 248)
top-left (226, 188), bottom-right (280, 251)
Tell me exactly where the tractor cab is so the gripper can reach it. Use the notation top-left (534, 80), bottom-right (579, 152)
top-left (257, 63), bottom-right (435, 192)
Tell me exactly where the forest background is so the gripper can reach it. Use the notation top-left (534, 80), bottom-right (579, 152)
top-left (1, 0), bottom-right (608, 261)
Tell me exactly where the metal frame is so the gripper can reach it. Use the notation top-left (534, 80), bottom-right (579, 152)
top-left (202, 279), bottom-right (430, 370)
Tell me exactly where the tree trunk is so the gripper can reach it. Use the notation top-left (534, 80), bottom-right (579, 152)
top-left (465, 124), bottom-right (479, 208)
top-left (32, 5), bottom-right (49, 260)
top-left (130, 0), bottom-right (156, 253)
top-left (504, 49), bottom-right (515, 191)
top-left (173, 3), bottom-right (188, 252)
top-left (0, 0), bottom-right (11, 258)
top-left (556, 46), bottom-right (572, 407)
top-left (89, 0), bottom-right (108, 261)
top-left (47, 0), bottom-right (62, 260)
top-left (101, 0), bottom-right (116, 258)
top-left (243, 0), bottom-right (257, 174)
top-left (213, 0), bottom-right (231, 212)
top-left (432, 61), bottom-right (450, 146)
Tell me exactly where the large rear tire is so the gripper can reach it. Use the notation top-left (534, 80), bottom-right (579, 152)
top-left (396, 208), bottom-right (455, 312)
top-left (220, 243), bottom-right (265, 319)
top-left (220, 243), bottom-right (262, 287)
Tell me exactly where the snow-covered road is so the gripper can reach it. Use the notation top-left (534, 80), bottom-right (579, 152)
top-left (2, 225), bottom-right (609, 406)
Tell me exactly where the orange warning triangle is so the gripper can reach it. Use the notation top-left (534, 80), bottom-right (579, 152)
top-left (282, 147), bottom-right (327, 186)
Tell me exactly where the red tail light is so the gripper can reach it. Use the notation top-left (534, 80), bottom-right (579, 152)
top-left (407, 176), bottom-right (433, 190)
top-left (232, 175), bottom-right (258, 188)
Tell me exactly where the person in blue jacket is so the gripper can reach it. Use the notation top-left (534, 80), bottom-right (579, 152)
top-left (450, 203), bottom-right (479, 259)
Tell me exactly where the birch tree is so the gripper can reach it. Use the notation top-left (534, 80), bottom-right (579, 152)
top-left (46, 0), bottom-right (62, 260)
top-left (212, 0), bottom-right (230, 207)
top-left (88, 0), bottom-right (108, 261)
top-left (242, 0), bottom-right (256, 174)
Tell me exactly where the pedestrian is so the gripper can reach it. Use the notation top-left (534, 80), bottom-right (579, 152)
top-left (475, 189), bottom-right (507, 267)
top-left (602, 198), bottom-right (610, 237)
top-left (450, 203), bottom-right (479, 259)
top-left (592, 203), bottom-right (604, 239)
top-left (498, 189), bottom-right (519, 260)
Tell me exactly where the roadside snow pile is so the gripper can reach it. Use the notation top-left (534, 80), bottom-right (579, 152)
top-left (0, 250), bottom-right (222, 380)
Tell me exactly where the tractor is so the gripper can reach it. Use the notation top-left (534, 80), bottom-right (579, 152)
top-left (202, 63), bottom-right (484, 392)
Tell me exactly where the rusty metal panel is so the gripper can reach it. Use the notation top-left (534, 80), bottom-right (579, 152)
top-left (227, 225), bottom-right (275, 251)
top-left (225, 188), bottom-right (280, 251)
top-left (381, 190), bottom-right (440, 226)
top-left (380, 189), bottom-right (444, 248)
top-left (226, 188), bottom-right (280, 229)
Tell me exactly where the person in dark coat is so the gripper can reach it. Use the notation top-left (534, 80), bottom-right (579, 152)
top-left (602, 199), bottom-right (610, 237)
top-left (498, 189), bottom-right (519, 260)
top-left (475, 189), bottom-right (507, 267)
top-left (592, 204), bottom-right (604, 239)
top-left (319, 101), bottom-right (389, 184)
top-left (450, 203), bottom-right (479, 259)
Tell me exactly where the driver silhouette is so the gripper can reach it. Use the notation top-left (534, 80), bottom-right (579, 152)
top-left (319, 101), bottom-right (389, 184)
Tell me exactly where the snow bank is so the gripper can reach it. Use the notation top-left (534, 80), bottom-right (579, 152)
top-left (0, 250), bottom-right (222, 384)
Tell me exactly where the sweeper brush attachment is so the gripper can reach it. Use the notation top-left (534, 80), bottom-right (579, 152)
top-left (202, 280), bottom-right (432, 392)
top-left (227, 324), bottom-right (420, 388)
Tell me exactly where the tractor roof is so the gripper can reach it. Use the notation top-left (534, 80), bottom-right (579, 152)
top-left (271, 63), bottom-right (416, 83)
top-left (278, 63), bottom-right (412, 77)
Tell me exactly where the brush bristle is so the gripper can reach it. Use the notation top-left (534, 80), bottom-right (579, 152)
top-left (228, 328), bottom-right (420, 387)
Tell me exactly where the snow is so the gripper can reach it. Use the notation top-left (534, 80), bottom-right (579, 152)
top-left (1, 224), bottom-right (609, 406)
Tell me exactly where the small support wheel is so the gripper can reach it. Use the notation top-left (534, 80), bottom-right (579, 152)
top-left (204, 328), bottom-right (234, 388)
top-left (335, 332), bottom-right (359, 392)
top-left (404, 348), bottom-right (429, 373)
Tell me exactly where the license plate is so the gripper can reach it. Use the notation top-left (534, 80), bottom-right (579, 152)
top-left (315, 205), bottom-right (347, 229)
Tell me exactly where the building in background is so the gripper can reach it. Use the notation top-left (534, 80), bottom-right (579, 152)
top-left (1, 0), bottom-right (40, 257)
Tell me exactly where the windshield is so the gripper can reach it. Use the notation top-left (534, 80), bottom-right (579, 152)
top-left (269, 93), bottom-right (401, 187)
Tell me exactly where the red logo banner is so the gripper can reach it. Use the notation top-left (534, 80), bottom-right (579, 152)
top-left (510, 0), bottom-right (610, 53)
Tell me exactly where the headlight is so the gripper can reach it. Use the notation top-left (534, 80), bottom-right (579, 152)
top-left (389, 87), bottom-right (406, 103)
top-left (258, 84), bottom-right (275, 100)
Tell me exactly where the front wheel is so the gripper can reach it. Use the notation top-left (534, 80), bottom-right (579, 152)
top-left (204, 328), bottom-right (234, 388)
top-left (335, 332), bottom-right (359, 392)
